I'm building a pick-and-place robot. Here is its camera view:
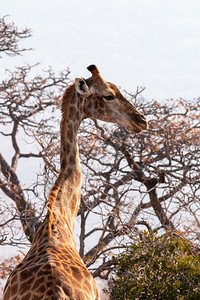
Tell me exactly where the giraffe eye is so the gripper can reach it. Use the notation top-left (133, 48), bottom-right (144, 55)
top-left (104, 95), bottom-right (115, 101)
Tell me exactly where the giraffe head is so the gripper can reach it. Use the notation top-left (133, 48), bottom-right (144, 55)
top-left (75, 65), bottom-right (148, 133)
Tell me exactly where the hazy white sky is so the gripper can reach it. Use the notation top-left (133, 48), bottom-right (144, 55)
top-left (1, 0), bottom-right (200, 101)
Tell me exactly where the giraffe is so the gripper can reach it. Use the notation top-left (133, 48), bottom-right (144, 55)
top-left (3, 65), bottom-right (148, 300)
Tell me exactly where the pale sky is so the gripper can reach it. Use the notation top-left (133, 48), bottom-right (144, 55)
top-left (1, 0), bottom-right (200, 101)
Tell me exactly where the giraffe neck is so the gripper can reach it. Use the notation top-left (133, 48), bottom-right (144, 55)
top-left (48, 84), bottom-right (84, 240)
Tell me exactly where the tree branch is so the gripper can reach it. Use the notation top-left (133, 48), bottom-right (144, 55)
top-left (0, 152), bottom-right (39, 242)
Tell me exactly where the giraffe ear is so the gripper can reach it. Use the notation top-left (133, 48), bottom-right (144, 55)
top-left (75, 78), bottom-right (89, 95)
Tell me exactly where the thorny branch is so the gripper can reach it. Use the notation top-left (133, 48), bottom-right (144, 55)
top-left (0, 15), bottom-right (32, 57)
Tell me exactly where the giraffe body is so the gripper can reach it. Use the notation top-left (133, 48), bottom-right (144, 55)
top-left (4, 222), bottom-right (98, 300)
top-left (3, 65), bottom-right (148, 300)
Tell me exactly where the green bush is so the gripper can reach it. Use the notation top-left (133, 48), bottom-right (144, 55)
top-left (107, 232), bottom-right (200, 299)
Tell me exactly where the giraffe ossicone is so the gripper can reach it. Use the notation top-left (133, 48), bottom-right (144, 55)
top-left (3, 65), bottom-right (148, 300)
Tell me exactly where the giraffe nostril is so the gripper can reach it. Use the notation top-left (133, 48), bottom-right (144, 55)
top-left (132, 113), bottom-right (148, 130)
top-left (140, 117), bottom-right (148, 130)
top-left (140, 114), bottom-right (147, 124)
top-left (134, 113), bottom-right (146, 124)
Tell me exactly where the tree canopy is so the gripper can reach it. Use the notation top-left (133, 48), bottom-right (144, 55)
top-left (107, 232), bottom-right (200, 299)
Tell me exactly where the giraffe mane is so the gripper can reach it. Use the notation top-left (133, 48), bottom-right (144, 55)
top-left (61, 83), bottom-right (75, 116)
top-left (47, 83), bottom-right (76, 237)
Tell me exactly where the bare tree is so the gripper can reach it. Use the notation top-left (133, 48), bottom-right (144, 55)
top-left (0, 15), bottom-right (31, 57)
top-left (0, 16), bottom-right (70, 246)
top-left (0, 16), bottom-right (199, 288)
top-left (77, 95), bottom-right (200, 278)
